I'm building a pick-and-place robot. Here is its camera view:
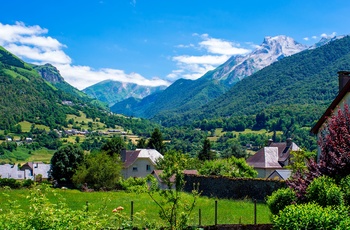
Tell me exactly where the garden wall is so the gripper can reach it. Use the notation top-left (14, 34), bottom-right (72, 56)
top-left (184, 175), bottom-right (286, 200)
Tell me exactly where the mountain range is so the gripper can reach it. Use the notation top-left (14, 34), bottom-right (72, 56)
top-left (109, 35), bottom-right (309, 118)
top-left (82, 80), bottom-right (166, 107)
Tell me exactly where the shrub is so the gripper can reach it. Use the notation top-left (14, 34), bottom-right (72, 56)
top-left (0, 178), bottom-right (21, 189)
top-left (306, 176), bottom-right (344, 207)
top-left (117, 176), bottom-right (152, 193)
top-left (339, 175), bottom-right (350, 205)
top-left (22, 179), bottom-right (34, 188)
top-left (266, 187), bottom-right (296, 215)
top-left (273, 203), bottom-right (349, 230)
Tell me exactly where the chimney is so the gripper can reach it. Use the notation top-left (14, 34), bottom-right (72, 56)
top-left (286, 138), bottom-right (292, 147)
top-left (121, 149), bottom-right (127, 162)
top-left (268, 139), bottom-right (273, 146)
top-left (338, 71), bottom-right (350, 92)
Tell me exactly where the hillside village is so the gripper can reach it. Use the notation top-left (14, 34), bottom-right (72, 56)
top-left (2, 33), bottom-right (350, 229)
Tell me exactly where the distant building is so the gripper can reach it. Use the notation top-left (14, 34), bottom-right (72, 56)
top-left (0, 162), bottom-right (51, 180)
top-left (246, 138), bottom-right (300, 178)
top-left (267, 169), bottom-right (292, 180)
top-left (152, 169), bottom-right (198, 189)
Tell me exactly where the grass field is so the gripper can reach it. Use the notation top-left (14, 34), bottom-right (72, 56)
top-left (0, 188), bottom-right (272, 226)
top-left (0, 147), bottom-right (54, 164)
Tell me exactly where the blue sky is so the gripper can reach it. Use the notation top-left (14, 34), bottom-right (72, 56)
top-left (0, 0), bottom-right (349, 89)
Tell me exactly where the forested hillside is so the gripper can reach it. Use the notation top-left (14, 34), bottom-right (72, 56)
top-left (155, 35), bottom-right (350, 128)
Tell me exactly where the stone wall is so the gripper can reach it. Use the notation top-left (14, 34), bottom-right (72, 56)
top-left (184, 175), bottom-right (286, 200)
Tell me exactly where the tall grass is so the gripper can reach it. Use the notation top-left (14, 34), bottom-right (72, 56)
top-left (0, 188), bottom-right (272, 226)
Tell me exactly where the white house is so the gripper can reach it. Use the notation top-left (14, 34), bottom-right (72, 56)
top-left (0, 162), bottom-right (51, 180)
top-left (246, 138), bottom-right (300, 178)
top-left (121, 149), bottom-right (163, 179)
top-left (311, 71), bottom-right (350, 159)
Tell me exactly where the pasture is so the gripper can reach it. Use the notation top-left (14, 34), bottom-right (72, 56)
top-left (0, 188), bottom-right (272, 226)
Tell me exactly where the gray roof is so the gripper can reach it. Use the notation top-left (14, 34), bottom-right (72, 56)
top-left (267, 169), bottom-right (292, 180)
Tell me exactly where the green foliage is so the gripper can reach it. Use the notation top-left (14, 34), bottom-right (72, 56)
top-left (266, 187), bottom-right (296, 215)
top-left (73, 152), bottom-right (122, 190)
top-left (286, 149), bottom-right (316, 174)
top-left (340, 175), bottom-right (350, 205)
top-left (100, 135), bottom-right (126, 156)
top-left (273, 203), bottom-right (349, 230)
top-left (148, 150), bottom-right (200, 229)
top-left (147, 128), bottom-right (165, 154)
top-left (156, 150), bottom-right (200, 171)
top-left (50, 144), bottom-right (84, 184)
top-left (306, 176), bottom-right (344, 207)
top-left (0, 184), bottom-right (146, 229)
top-left (199, 156), bottom-right (257, 178)
top-left (198, 138), bottom-right (215, 161)
top-left (117, 176), bottom-right (153, 193)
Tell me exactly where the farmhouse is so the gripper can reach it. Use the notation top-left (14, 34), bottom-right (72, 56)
top-left (0, 162), bottom-right (51, 180)
top-left (311, 71), bottom-right (350, 158)
top-left (121, 148), bottom-right (163, 179)
top-left (246, 138), bottom-right (300, 178)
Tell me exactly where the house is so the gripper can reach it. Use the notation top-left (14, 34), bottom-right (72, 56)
top-left (0, 162), bottom-right (51, 180)
top-left (311, 71), bottom-right (350, 158)
top-left (121, 149), bottom-right (163, 179)
top-left (20, 162), bottom-right (51, 180)
top-left (246, 138), bottom-right (300, 178)
top-left (0, 164), bottom-right (24, 179)
top-left (267, 169), bottom-right (292, 180)
top-left (152, 169), bottom-right (198, 189)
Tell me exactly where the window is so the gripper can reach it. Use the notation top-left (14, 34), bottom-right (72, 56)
top-left (132, 167), bottom-right (138, 171)
top-left (146, 165), bottom-right (151, 171)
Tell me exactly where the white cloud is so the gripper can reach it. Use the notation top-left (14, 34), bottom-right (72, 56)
top-left (0, 22), bottom-right (170, 89)
top-left (303, 37), bottom-right (309, 41)
top-left (169, 34), bottom-right (251, 80)
top-left (312, 36), bottom-right (318, 39)
top-left (321, 32), bottom-right (337, 38)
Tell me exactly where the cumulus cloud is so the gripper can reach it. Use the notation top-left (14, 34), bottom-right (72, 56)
top-left (0, 22), bottom-right (170, 89)
top-left (305, 32), bottom-right (337, 42)
top-left (169, 34), bottom-right (251, 80)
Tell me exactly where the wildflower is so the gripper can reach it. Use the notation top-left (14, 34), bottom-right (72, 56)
top-left (112, 206), bottom-right (124, 213)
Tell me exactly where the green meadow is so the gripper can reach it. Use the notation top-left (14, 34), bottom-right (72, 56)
top-left (0, 188), bottom-right (272, 226)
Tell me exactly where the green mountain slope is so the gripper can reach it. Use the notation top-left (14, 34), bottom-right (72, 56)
top-left (111, 77), bottom-right (228, 118)
top-left (154, 35), bottom-right (350, 127)
top-left (0, 46), bottom-right (97, 130)
top-left (83, 80), bottom-right (167, 107)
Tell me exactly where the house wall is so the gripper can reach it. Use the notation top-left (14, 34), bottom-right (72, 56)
top-left (256, 168), bottom-right (276, 178)
top-left (317, 92), bottom-right (350, 159)
top-left (122, 158), bottom-right (155, 179)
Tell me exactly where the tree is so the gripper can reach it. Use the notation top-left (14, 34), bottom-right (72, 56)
top-left (100, 135), bottom-right (125, 156)
top-left (50, 144), bottom-right (84, 185)
top-left (221, 140), bottom-right (247, 159)
top-left (198, 156), bottom-right (257, 178)
top-left (148, 150), bottom-right (199, 229)
top-left (72, 152), bottom-right (122, 190)
top-left (198, 138), bottom-right (215, 161)
top-left (147, 128), bottom-right (165, 154)
top-left (136, 138), bottom-right (147, 148)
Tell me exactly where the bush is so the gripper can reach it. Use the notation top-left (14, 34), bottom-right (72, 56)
top-left (117, 176), bottom-right (151, 193)
top-left (266, 187), bottom-right (296, 215)
top-left (340, 175), bottom-right (350, 205)
top-left (0, 178), bottom-right (21, 189)
top-left (22, 179), bottom-right (34, 188)
top-left (306, 176), bottom-right (344, 207)
top-left (273, 203), bottom-right (349, 230)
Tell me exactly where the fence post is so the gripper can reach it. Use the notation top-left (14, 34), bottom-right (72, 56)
top-left (86, 201), bottom-right (89, 212)
top-left (254, 199), bottom-right (257, 225)
top-left (199, 209), bottom-right (202, 226)
top-left (131, 200), bottom-right (134, 221)
top-left (215, 200), bottom-right (218, 225)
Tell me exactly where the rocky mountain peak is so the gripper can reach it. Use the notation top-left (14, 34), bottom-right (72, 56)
top-left (204, 35), bottom-right (307, 85)
top-left (33, 63), bottom-right (65, 84)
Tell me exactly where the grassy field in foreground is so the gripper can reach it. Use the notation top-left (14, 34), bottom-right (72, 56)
top-left (0, 188), bottom-right (272, 226)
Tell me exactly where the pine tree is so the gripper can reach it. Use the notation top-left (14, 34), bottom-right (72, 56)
top-left (148, 128), bottom-right (165, 154)
top-left (198, 138), bottom-right (215, 161)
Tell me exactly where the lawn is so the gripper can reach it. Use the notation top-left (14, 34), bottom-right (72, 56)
top-left (0, 188), bottom-right (272, 226)
top-left (0, 147), bottom-right (54, 164)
